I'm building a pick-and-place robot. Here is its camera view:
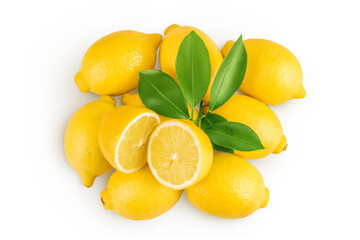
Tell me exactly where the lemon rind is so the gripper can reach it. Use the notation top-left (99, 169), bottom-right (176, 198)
top-left (147, 120), bottom-right (201, 189)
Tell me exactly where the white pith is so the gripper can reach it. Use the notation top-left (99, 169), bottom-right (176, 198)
top-left (147, 120), bottom-right (202, 189)
top-left (114, 112), bottom-right (160, 173)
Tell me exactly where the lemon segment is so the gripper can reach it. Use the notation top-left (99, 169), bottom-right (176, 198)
top-left (147, 120), bottom-right (213, 189)
top-left (99, 105), bottom-right (160, 173)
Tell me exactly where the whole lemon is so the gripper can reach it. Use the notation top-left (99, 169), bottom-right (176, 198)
top-left (101, 166), bottom-right (183, 220)
top-left (222, 39), bottom-right (306, 105)
top-left (203, 94), bottom-right (286, 159)
top-left (75, 30), bottom-right (162, 96)
top-left (160, 24), bottom-right (223, 102)
top-left (186, 153), bottom-right (269, 219)
top-left (64, 96), bottom-right (116, 187)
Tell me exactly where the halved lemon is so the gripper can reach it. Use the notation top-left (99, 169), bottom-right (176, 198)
top-left (147, 120), bottom-right (213, 189)
top-left (99, 105), bottom-right (160, 173)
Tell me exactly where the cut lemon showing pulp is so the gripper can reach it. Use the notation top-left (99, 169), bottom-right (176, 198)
top-left (99, 105), bottom-right (160, 173)
top-left (147, 120), bottom-right (213, 189)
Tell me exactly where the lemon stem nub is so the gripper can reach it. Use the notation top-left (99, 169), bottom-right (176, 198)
top-left (81, 174), bottom-right (96, 188)
top-left (273, 135), bottom-right (287, 154)
top-left (164, 24), bottom-right (180, 36)
top-left (100, 190), bottom-right (112, 210)
top-left (99, 96), bottom-right (116, 106)
top-left (282, 144), bottom-right (288, 152)
top-left (149, 33), bottom-right (163, 48)
top-left (296, 86), bottom-right (307, 99)
top-left (260, 188), bottom-right (270, 208)
top-left (75, 71), bottom-right (89, 93)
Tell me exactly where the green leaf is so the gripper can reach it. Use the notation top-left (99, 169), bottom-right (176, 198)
top-left (204, 121), bottom-right (264, 152)
top-left (209, 35), bottom-right (247, 111)
top-left (200, 113), bottom-right (228, 130)
top-left (212, 143), bottom-right (234, 154)
top-left (175, 31), bottom-right (211, 109)
top-left (138, 70), bottom-right (190, 119)
top-left (201, 113), bottom-right (234, 154)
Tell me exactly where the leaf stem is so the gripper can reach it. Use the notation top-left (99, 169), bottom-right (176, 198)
top-left (195, 101), bottom-right (209, 126)
top-left (191, 107), bottom-right (195, 121)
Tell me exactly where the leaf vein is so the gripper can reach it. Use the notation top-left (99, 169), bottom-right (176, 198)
top-left (142, 74), bottom-right (189, 118)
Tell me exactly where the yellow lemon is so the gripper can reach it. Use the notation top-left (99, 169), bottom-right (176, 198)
top-left (101, 166), bottom-right (183, 220)
top-left (187, 153), bottom-right (269, 219)
top-left (203, 94), bottom-right (286, 159)
top-left (98, 105), bottom-right (160, 173)
top-left (75, 30), bottom-right (162, 96)
top-left (121, 92), bottom-right (199, 120)
top-left (147, 120), bottom-right (213, 189)
top-left (159, 24), bottom-right (223, 102)
top-left (64, 96), bottom-right (116, 187)
top-left (222, 39), bottom-right (305, 105)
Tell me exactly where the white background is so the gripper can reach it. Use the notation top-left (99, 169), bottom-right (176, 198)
top-left (1, 0), bottom-right (360, 239)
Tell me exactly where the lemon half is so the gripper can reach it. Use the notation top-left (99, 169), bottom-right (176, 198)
top-left (99, 105), bottom-right (160, 173)
top-left (147, 120), bottom-right (213, 189)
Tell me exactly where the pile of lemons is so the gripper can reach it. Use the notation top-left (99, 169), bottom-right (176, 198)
top-left (64, 24), bottom-right (305, 220)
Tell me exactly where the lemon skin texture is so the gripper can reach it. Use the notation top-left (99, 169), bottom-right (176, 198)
top-left (101, 166), bottom-right (183, 220)
top-left (64, 96), bottom-right (116, 187)
top-left (187, 153), bottom-right (269, 219)
top-left (203, 94), bottom-right (287, 159)
top-left (121, 92), bottom-right (199, 121)
top-left (98, 105), bottom-right (160, 172)
top-left (160, 24), bottom-right (223, 103)
top-left (222, 39), bottom-right (305, 105)
top-left (75, 30), bottom-right (162, 96)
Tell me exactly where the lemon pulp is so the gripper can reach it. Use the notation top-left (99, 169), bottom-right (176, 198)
top-left (148, 120), bottom-right (206, 189)
top-left (115, 113), bottom-right (159, 172)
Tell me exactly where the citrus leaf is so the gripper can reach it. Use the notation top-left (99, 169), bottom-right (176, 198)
top-left (176, 31), bottom-right (211, 109)
top-left (138, 70), bottom-right (190, 119)
top-left (209, 35), bottom-right (247, 111)
top-left (201, 113), bottom-right (234, 153)
top-left (212, 143), bottom-right (234, 154)
top-left (201, 113), bottom-right (227, 130)
top-left (204, 121), bottom-right (264, 152)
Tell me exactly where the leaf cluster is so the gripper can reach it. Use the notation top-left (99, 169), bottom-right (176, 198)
top-left (139, 31), bottom-right (264, 152)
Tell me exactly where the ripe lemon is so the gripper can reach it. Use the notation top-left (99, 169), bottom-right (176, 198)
top-left (101, 166), bottom-right (183, 220)
top-left (159, 24), bottom-right (223, 102)
top-left (147, 120), bottom-right (213, 190)
top-left (75, 30), bottom-right (162, 96)
top-left (187, 153), bottom-right (269, 219)
top-left (121, 92), bottom-right (199, 120)
top-left (222, 39), bottom-right (306, 105)
top-left (98, 105), bottom-right (160, 173)
top-left (203, 94), bottom-right (286, 159)
top-left (64, 96), bottom-right (116, 187)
